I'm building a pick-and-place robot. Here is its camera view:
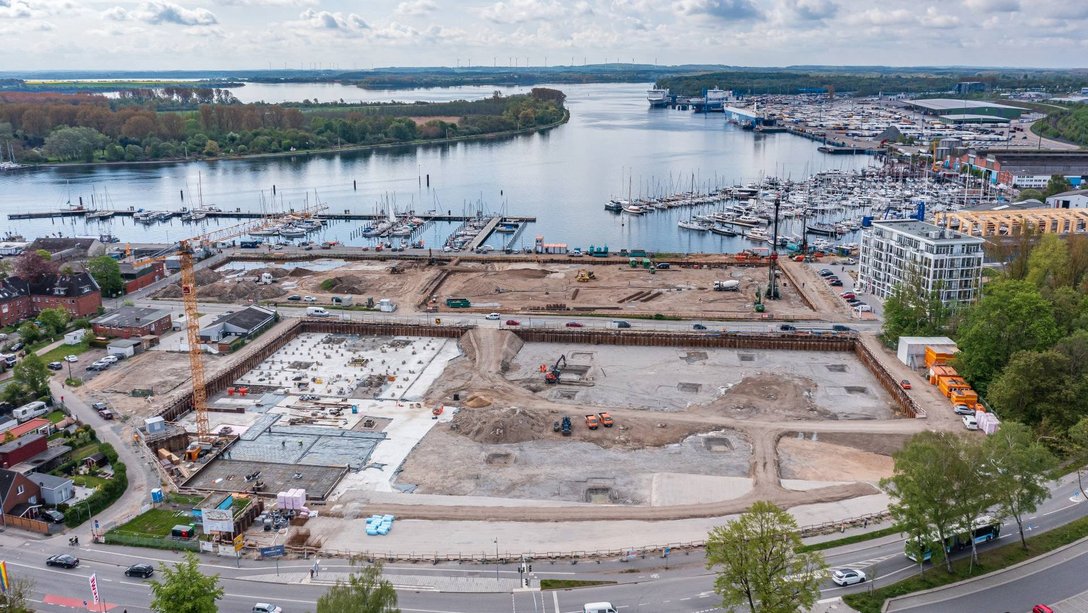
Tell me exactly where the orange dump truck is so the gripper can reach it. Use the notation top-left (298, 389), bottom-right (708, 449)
top-left (924, 345), bottom-right (959, 369)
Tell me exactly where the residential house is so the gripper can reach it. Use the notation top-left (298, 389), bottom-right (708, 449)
top-left (26, 472), bottom-right (73, 506)
top-left (120, 261), bottom-right (167, 294)
top-left (1, 418), bottom-right (53, 440)
top-left (5, 272), bottom-right (102, 319)
top-left (0, 434), bottom-right (47, 469)
top-left (92, 307), bottom-right (172, 339)
top-left (0, 468), bottom-right (41, 517)
top-left (0, 279), bottom-right (31, 328)
top-left (199, 306), bottom-right (276, 349)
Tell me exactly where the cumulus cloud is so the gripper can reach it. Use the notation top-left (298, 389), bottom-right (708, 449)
top-left (299, 8), bottom-right (369, 33)
top-left (677, 0), bottom-right (761, 20)
top-left (479, 0), bottom-right (569, 24)
top-left (0, 0), bottom-right (32, 17)
top-left (964, 0), bottom-right (1019, 11)
top-left (848, 8), bottom-right (914, 26)
top-left (102, 6), bottom-right (129, 20)
top-left (919, 6), bottom-right (959, 28)
top-left (135, 1), bottom-right (218, 26)
top-left (218, 0), bottom-right (316, 5)
top-left (787, 0), bottom-right (837, 21)
top-left (396, 0), bottom-right (437, 16)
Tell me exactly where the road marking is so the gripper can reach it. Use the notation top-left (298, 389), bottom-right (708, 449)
top-left (1044, 502), bottom-right (1083, 516)
top-left (553, 590), bottom-right (560, 613)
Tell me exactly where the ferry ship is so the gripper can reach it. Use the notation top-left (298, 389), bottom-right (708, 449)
top-left (646, 88), bottom-right (670, 107)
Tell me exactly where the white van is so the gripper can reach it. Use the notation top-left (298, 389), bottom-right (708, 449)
top-left (306, 307), bottom-right (330, 317)
top-left (14, 401), bottom-right (48, 423)
top-left (583, 603), bottom-right (617, 613)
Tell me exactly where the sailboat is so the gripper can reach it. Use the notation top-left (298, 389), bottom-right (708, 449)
top-left (0, 143), bottom-right (24, 171)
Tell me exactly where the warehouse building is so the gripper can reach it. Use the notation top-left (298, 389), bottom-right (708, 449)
top-left (905, 98), bottom-right (1028, 120)
top-left (944, 149), bottom-right (1088, 188)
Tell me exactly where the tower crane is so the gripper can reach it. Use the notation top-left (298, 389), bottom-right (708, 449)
top-left (129, 205), bottom-right (326, 450)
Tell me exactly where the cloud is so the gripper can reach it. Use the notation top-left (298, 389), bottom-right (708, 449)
top-left (919, 6), bottom-right (959, 28)
top-left (299, 8), bottom-right (369, 33)
top-left (786, 0), bottom-right (837, 20)
top-left (217, 0), bottom-right (316, 5)
top-left (396, 0), bottom-right (437, 16)
top-left (479, 0), bottom-right (569, 24)
top-left (676, 0), bottom-right (761, 21)
top-left (136, 1), bottom-right (218, 26)
top-left (964, 0), bottom-right (1019, 11)
top-left (848, 8), bottom-right (913, 26)
top-left (0, 0), bottom-right (32, 17)
top-left (102, 6), bottom-right (129, 20)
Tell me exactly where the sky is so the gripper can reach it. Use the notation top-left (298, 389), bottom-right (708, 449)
top-left (0, 0), bottom-right (1084, 71)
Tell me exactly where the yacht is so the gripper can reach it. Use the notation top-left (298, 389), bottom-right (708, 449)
top-left (621, 204), bottom-right (646, 215)
top-left (745, 228), bottom-right (770, 242)
top-left (604, 199), bottom-right (625, 212)
top-left (677, 220), bottom-right (710, 231)
top-left (709, 226), bottom-right (737, 237)
top-left (646, 88), bottom-right (670, 107)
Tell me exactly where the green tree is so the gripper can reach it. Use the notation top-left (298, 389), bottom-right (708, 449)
top-left (16, 321), bottom-right (41, 345)
top-left (149, 552), bottom-right (223, 613)
top-left (14, 249), bottom-right (59, 279)
top-left (705, 500), bottom-right (824, 613)
top-left (1068, 417), bottom-right (1088, 501)
top-left (987, 332), bottom-right (1088, 433)
top-left (1015, 188), bottom-right (1044, 202)
top-left (0, 577), bottom-right (35, 612)
top-left (42, 126), bottom-right (108, 161)
top-left (955, 280), bottom-right (1061, 394)
top-left (37, 307), bottom-right (70, 337)
top-left (1026, 234), bottom-right (1071, 290)
top-left (0, 258), bottom-right (11, 279)
top-left (880, 271), bottom-right (951, 347)
top-left (882, 432), bottom-right (970, 573)
top-left (86, 255), bottom-right (125, 297)
top-left (982, 422), bottom-right (1058, 548)
top-left (1044, 174), bottom-right (1073, 198)
top-left (12, 353), bottom-right (49, 397)
top-left (316, 563), bottom-right (400, 613)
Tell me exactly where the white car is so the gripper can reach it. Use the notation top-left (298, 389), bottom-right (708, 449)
top-left (303, 296), bottom-right (316, 303)
top-left (831, 568), bottom-right (867, 586)
top-left (962, 414), bottom-right (979, 430)
top-left (252, 604), bottom-right (282, 613)
top-left (100, 355), bottom-right (119, 364)
top-left (64, 355), bottom-right (79, 362)
top-left (485, 313), bottom-right (500, 320)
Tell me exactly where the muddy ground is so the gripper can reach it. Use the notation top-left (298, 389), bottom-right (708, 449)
top-left (777, 431), bottom-right (909, 483)
top-left (82, 351), bottom-right (211, 417)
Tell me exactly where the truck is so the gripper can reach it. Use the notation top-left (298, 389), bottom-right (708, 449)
top-left (446, 297), bottom-right (471, 308)
top-left (585, 414), bottom-right (599, 430)
top-left (377, 298), bottom-right (397, 313)
top-left (597, 412), bottom-right (613, 427)
top-left (305, 306), bottom-right (331, 317)
top-left (714, 280), bottom-right (740, 291)
top-left (239, 239), bottom-right (261, 249)
top-left (583, 603), bottom-right (617, 613)
top-left (258, 272), bottom-right (274, 285)
top-left (561, 416), bottom-right (572, 436)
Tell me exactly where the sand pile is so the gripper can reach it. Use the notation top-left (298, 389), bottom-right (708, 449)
top-left (709, 373), bottom-right (833, 420)
top-left (154, 267), bottom-right (287, 302)
top-left (450, 406), bottom-right (549, 444)
top-left (463, 393), bottom-right (492, 408)
top-left (320, 274), bottom-right (368, 295)
top-left (288, 268), bottom-right (315, 277)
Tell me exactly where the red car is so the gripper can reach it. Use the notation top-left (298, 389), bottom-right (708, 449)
top-left (1032, 606), bottom-right (1053, 613)
top-left (505, 320), bottom-right (520, 326)
top-left (840, 292), bottom-right (856, 301)
top-left (900, 379), bottom-right (912, 390)
top-left (565, 321), bottom-right (584, 328)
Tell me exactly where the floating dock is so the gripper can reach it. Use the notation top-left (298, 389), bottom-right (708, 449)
top-left (8, 209), bottom-right (536, 224)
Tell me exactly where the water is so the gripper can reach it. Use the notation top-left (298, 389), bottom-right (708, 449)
top-left (0, 82), bottom-right (873, 253)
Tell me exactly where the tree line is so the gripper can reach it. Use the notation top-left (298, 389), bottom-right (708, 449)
top-left (0, 88), bottom-right (566, 164)
top-left (1033, 103), bottom-right (1088, 147)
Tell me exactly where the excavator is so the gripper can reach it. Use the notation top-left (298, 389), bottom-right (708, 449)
top-left (544, 355), bottom-right (567, 384)
top-left (575, 269), bottom-right (596, 282)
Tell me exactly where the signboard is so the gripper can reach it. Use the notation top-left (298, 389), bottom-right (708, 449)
top-left (259, 545), bottom-right (285, 558)
top-left (89, 574), bottom-right (100, 604)
top-left (201, 508), bottom-right (234, 533)
top-left (233, 534), bottom-right (244, 552)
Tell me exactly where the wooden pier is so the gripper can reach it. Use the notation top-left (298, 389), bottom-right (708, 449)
top-left (462, 216), bottom-right (502, 252)
top-left (8, 209), bottom-right (536, 224)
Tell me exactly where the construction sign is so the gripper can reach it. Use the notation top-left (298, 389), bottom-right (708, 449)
top-left (233, 534), bottom-right (244, 552)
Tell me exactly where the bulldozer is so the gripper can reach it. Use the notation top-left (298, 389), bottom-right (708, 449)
top-left (575, 269), bottom-right (596, 283)
top-left (544, 355), bottom-right (567, 384)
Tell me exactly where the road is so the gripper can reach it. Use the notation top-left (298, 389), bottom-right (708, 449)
top-left (1, 474), bottom-right (1083, 612)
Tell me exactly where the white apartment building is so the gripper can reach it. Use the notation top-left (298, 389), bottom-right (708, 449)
top-left (858, 220), bottom-right (985, 305)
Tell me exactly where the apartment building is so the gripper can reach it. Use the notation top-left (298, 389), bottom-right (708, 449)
top-left (858, 220), bottom-right (985, 306)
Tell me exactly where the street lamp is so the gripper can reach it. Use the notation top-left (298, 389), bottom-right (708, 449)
top-left (494, 538), bottom-right (499, 580)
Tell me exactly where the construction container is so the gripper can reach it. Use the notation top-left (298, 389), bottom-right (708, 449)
top-left (938, 376), bottom-right (972, 398)
top-left (924, 345), bottom-right (959, 369)
top-left (928, 365), bottom-right (958, 385)
top-left (950, 388), bottom-right (979, 409)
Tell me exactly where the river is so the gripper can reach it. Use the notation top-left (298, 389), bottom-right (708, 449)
top-left (0, 82), bottom-right (873, 253)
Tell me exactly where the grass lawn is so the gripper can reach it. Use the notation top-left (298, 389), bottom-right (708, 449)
top-left (46, 409), bottom-right (67, 424)
top-left (71, 443), bottom-right (101, 461)
top-left (38, 338), bottom-right (91, 364)
top-left (72, 474), bottom-right (108, 489)
top-left (166, 493), bottom-right (205, 506)
top-left (109, 508), bottom-right (194, 538)
top-left (844, 515), bottom-right (1088, 613)
top-left (540, 579), bottom-right (617, 590)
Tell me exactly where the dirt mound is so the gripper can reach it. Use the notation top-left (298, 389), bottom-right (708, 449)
top-left (451, 406), bottom-right (548, 444)
top-left (320, 274), bottom-right (368, 295)
top-left (463, 393), bottom-right (492, 408)
top-left (778, 437), bottom-right (894, 482)
top-left (288, 268), bottom-right (315, 277)
top-left (154, 269), bottom-right (287, 302)
top-left (505, 268), bottom-right (553, 280)
top-left (703, 373), bottom-right (832, 420)
top-left (257, 267), bottom-right (293, 279)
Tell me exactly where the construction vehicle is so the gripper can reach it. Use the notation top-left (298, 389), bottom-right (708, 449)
top-left (561, 416), bottom-right (572, 436)
top-left (445, 297), bottom-right (471, 308)
top-left (597, 412), bottom-right (613, 427)
top-left (130, 204), bottom-right (327, 452)
top-left (585, 414), bottom-right (599, 430)
top-left (575, 269), bottom-right (596, 283)
top-left (714, 280), bottom-right (740, 292)
top-left (544, 355), bottom-right (567, 384)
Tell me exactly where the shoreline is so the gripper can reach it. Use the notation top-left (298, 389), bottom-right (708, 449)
top-left (15, 108), bottom-right (570, 170)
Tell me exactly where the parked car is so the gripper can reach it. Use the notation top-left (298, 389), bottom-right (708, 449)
top-left (125, 563), bottom-right (155, 578)
top-left (565, 321), bottom-right (584, 328)
top-left (303, 296), bottom-right (317, 303)
top-left (1032, 605), bottom-right (1054, 613)
top-left (485, 313), bottom-right (500, 320)
top-left (92, 402), bottom-right (109, 411)
top-left (818, 269), bottom-right (834, 277)
top-left (831, 568), bottom-right (867, 586)
top-left (692, 323), bottom-right (707, 330)
top-left (8, 342), bottom-right (23, 352)
top-left (779, 324), bottom-right (797, 331)
top-left (854, 304), bottom-right (873, 313)
top-left (48, 361), bottom-right (63, 371)
top-left (839, 292), bottom-right (856, 301)
top-left (656, 262), bottom-right (670, 269)
top-left (63, 354), bottom-right (79, 362)
top-left (99, 409), bottom-right (114, 420)
top-left (505, 320), bottom-right (521, 326)
top-left (46, 554), bottom-right (79, 569)
top-left (831, 324), bottom-right (853, 332)
top-left (100, 355), bottom-right (119, 364)
top-left (41, 509), bottom-right (65, 523)
top-left (828, 279), bottom-right (844, 287)
top-left (252, 604), bottom-right (283, 613)
top-left (900, 379), bottom-right (911, 390)
top-left (953, 404), bottom-right (975, 416)
top-left (962, 414), bottom-right (979, 430)
top-left (287, 295), bottom-right (302, 301)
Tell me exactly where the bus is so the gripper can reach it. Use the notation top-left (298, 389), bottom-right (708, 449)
top-left (905, 515), bottom-right (1002, 562)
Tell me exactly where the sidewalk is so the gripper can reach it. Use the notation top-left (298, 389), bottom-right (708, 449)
top-left (242, 570), bottom-right (522, 593)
